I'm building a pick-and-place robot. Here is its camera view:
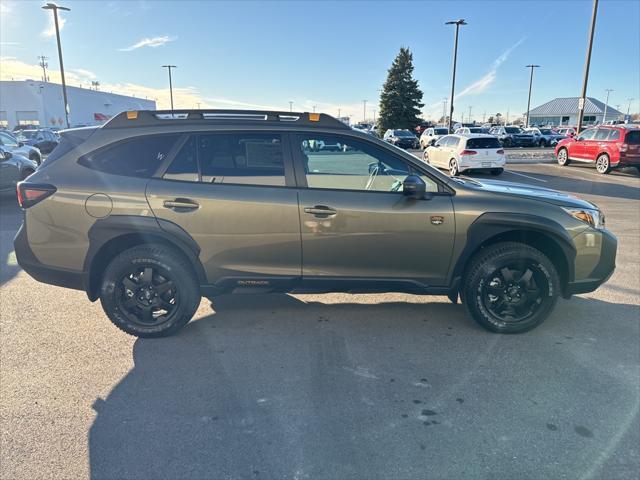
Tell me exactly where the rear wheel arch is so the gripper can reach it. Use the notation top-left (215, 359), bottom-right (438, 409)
top-left (85, 216), bottom-right (206, 301)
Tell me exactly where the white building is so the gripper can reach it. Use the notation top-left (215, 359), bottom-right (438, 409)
top-left (527, 97), bottom-right (623, 126)
top-left (0, 80), bottom-right (156, 130)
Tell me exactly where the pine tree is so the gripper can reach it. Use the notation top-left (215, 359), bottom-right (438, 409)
top-left (378, 47), bottom-right (424, 135)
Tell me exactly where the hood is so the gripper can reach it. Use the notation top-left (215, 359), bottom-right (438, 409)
top-left (458, 177), bottom-right (596, 209)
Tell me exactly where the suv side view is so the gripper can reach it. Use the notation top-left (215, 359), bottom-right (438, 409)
top-left (15, 110), bottom-right (617, 338)
top-left (555, 125), bottom-right (640, 174)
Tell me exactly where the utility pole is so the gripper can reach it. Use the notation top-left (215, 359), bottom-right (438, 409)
top-left (482, 111), bottom-right (486, 123)
top-left (576, 0), bottom-right (599, 134)
top-left (442, 98), bottom-right (448, 124)
top-left (312, 105), bottom-right (317, 113)
top-left (338, 108), bottom-right (341, 117)
top-left (38, 55), bottom-right (49, 82)
top-left (162, 65), bottom-right (176, 111)
top-left (506, 109), bottom-right (510, 125)
top-left (362, 99), bottom-right (367, 122)
top-left (289, 101), bottom-right (293, 112)
top-left (91, 81), bottom-right (100, 91)
top-left (445, 19), bottom-right (467, 133)
top-left (373, 109), bottom-right (377, 124)
top-left (525, 64), bottom-right (540, 128)
top-left (196, 102), bottom-right (201, 109)
top-left (626, 98), bottom-right (634, 116)
top-left (42, 3), bottom-right (71, 128)
top-left (468, 106), bottom-right (472, 124)
top-left (602, 89), bottom-right (613, 124)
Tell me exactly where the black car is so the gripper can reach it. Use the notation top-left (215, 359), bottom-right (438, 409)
top-left (15, 129), bottom-right (59, 155)
top-left (488, 126), bottom-right (536, 147)
top-left (0, 147), bottom-right (38, 192)
top-left (383, 129), bottom-right (419, 149)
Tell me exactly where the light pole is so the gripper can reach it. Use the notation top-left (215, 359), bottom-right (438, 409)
top-left (468, 105), bottom-right (472, 124)
top-left (602, 89), bottom-right (613, 124)
top-left (162, 65), bottom-right (176, 111)
top-left (312, 105), bottom-right (317, 113)
top-left (42, 3), bottom-right (70, 128)
top-left (289, 101), bottom-right (293, 112)
top-left (445, 19), bottom-right (467, 133)
top-left (525, 64), bottom-right (540, 128)
top-left (576, 0), bottom-right (599, 134)
top-left (626, 98), bottom-right (634, 116)
top-left (442, 97), bottom-right (448, 125)
top-left (362, 99), bottom-right (367, 122)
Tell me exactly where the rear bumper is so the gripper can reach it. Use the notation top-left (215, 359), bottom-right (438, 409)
top-left (564, 229), bottom-right (617, 295)
top-left (13, 222), bottom-right (86, 291)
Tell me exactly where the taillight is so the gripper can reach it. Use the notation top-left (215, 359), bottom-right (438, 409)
top-left (16, 182), bottom-right (56, 209)
top-left (619, 143), bottom-right (628, 153)
top-left (496, 149), bottom-right (505, 154)
top-left (460, 149), bottom-right (478, 156)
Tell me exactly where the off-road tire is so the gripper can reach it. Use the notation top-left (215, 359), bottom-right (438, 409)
top-left (462, 242), bottom-right (560, 333)
top-left (99, 244), bottom-right (200, 338)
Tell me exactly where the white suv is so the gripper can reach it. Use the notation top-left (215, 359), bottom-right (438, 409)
top-left (423, 134), bottom-right (506, 176)
top-left (419, 127), bottom-right (449, 148)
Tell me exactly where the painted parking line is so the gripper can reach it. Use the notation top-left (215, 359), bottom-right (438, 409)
top-left (503, 170), bottom-right (547, 183)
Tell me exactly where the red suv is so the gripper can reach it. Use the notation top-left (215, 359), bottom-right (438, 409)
top-left (554, 125), bottom-right (640, 174)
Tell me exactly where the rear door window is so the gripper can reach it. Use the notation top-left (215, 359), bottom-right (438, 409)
top-left (79, 134), bottom-right (180, 178)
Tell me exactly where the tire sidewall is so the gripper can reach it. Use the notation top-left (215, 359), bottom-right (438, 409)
top-left (557, 148), bottom-right (569, 166)
top-left (100, 245), bottom-right (200, 337)
top-left (596, 154), bottom-right (610, 174)
top-left (464, 244), bottom-right (559, 333)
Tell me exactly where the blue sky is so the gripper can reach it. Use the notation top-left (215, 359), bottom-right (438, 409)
top-left (1, 0), bottom-right (639, 121)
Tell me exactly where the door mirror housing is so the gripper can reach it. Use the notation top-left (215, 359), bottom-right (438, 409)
top-left (403, 175), bottom-right (427, 199)
top-left (0, 150), bottom-right (11, 160)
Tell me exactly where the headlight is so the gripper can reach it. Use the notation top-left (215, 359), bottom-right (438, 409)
top-left (563, 207), bottom-right (605, 229)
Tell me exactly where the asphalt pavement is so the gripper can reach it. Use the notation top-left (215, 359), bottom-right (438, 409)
top-left (0, 162), bottom-right (638, 480)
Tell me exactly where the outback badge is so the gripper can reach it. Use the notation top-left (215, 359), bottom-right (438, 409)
top-left (430, 215), bottom-right (444, 226)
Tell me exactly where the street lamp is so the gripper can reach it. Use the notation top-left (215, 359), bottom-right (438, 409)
top-left (362, 99), bottom-right (367, 122)
top-left (162, 65), bottom-right (177, 111)
top-left (602, 89), bottom-right (613, 124)
top-left (626, 98), bottom-right (634, 116)
top-left (576, 0), bottom-right (599, 134)
top-left (42, 3), bottom-right (70, 128)
top-left (445, 19), bottom-right (467, 133)
top-left (289, 101), bottom-right (293, 112)
top-left (525, 65), bottom-right (540, 128)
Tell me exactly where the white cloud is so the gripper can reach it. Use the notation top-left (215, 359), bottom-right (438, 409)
top-left (41, 14), bottom-right (66, 38)
top-left (455, 37), bottom-right (525, 100)
top-left (118, 35), bottom-right (176, 52)
top-left (70, 68), bottom-right (97, 79)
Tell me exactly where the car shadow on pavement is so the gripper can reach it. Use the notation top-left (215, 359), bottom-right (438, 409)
top-left (0, 194), bottom-right (23, 286)
top-left (88, 294), bottom-right (639, 480)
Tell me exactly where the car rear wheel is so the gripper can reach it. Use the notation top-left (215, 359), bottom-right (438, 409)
top-left (449, 158), bottom-right (459, 176)
top-left (99, 244), bottom-right (200, 338)
top-left (28, 152), bottom-right (41, 165)
top-left (538, 139), bottom-right (547, 147)
top-left (462, 242), bottom-right (560, 333)
top-left (502, 138), bottom-right (512, 148)
top-left (423, 150), bottom-right (430, 163)
top-left (556, 148), bottom-right (570, 166)
top-left (595, 154), bottom-right (611, 174)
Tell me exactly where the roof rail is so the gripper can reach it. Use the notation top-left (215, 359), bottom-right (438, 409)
top-left (103, 109), bottom-right (350, 130)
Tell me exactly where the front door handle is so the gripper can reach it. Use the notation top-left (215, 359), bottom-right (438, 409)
top-left (304, 205), bottom-right (337, 217)
top-left (163, 198), bottom-right (200, 211)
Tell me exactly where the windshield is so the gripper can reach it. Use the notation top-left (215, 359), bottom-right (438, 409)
top-left (505, 127), bottom-right (522, 134)
top-left (394, 130), bottom-right (414, 137)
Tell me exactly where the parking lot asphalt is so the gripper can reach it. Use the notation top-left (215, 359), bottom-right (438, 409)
top-left (1, 162), bottom-right (639, 480)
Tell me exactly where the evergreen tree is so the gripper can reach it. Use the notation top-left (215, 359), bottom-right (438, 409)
top-left (378, 47), bottom-right (424, 135)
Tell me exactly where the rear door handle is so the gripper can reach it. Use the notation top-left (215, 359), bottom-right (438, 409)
top-left (163, 198), bottom-right (200, 211)
top-left (304, 205), bottom-right (337, 217)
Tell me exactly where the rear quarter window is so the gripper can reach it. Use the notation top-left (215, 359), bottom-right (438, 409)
top-left (79, 134), bottom-right (180, 178)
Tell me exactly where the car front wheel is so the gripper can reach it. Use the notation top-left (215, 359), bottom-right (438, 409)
top-left (423, 150), bottom-right (430, 163)
top-left (462, 242), bottom-right (560, 333)
top-left (99, 244), bottom-right (201, 338)
top-left (556, 148), bottom-right (570, 166)
top-left (596, 154), bottom-right (611, 174)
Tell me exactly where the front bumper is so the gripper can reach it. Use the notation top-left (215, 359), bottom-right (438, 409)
top-left (13, 222), bottom-right (86, 291)
top-left (564, 228), bottom-right (617, 295)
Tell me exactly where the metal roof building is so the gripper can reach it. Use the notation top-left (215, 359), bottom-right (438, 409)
top-left (0, 80), bottom-right (156, 130)
top-left (528, 97), bottom-right (623, 126)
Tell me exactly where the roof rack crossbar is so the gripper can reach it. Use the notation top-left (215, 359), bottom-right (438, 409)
top-left (103, 109), bottom-right (349, 130)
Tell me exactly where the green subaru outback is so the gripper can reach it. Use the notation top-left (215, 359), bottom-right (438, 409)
top-left (14, 110), bottom-right (617, 337)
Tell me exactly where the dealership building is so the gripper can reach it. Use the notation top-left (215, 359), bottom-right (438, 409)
top-left (0, 80), bottom-right (156, 130)
top-left (527, 97), bottom-right (624, 126)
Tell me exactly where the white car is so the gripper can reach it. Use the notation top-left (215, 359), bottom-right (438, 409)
top-left (423, 134), bottom-right (506, 176)
top-left (419, 127), bottom-right (449, 148)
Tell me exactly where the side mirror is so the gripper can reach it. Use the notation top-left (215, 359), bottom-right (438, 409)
top-left (0, 151), bottom-right (11, 160)
top-left (18, 142), bottom-right (24, 147)
top-left (403, 175), bottom-right (427, 199)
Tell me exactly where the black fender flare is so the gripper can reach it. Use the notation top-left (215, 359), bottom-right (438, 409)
top-left (451, 212), bottom-right (577, 284)
top-left (84, 215), bottom-right (207, 299)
